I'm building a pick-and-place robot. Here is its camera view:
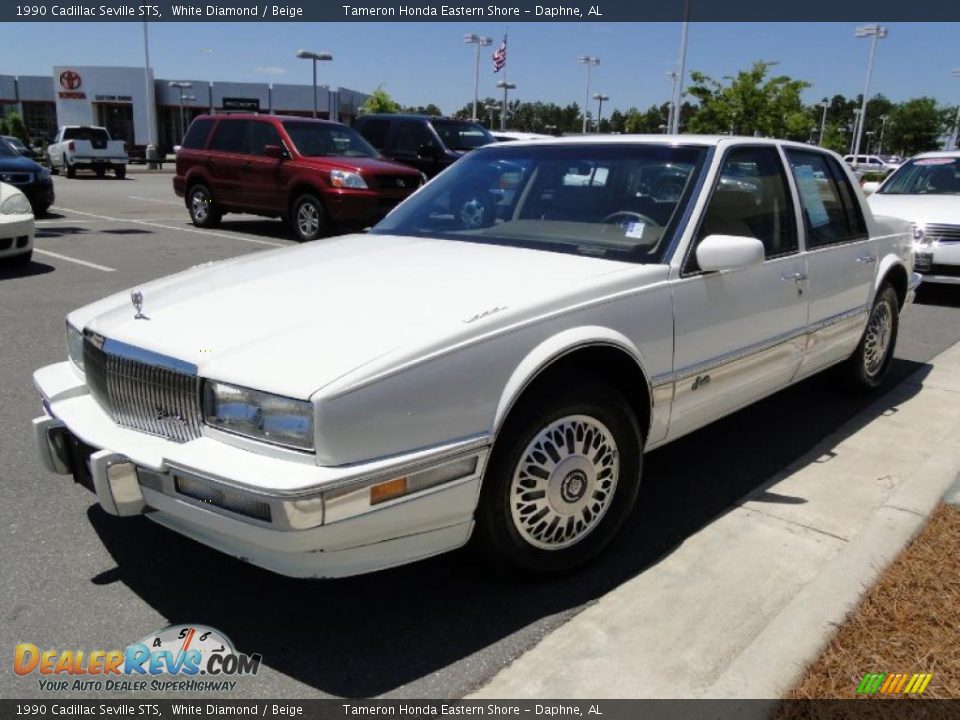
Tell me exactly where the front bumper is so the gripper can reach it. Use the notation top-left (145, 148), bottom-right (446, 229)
top-left (0, 214), bottom-right (34, 258)
top-left (914, 243), bottom-right (960, 285)
top-left (34, 361), bottom-right (486, 578)
top-left (324, 188), bottom-right (414, 225)
top-left (70, 157), bottom-right (127, 169)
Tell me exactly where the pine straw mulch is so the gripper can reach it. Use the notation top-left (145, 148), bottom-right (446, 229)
top-left (771, 503), bottom-right (960, 720)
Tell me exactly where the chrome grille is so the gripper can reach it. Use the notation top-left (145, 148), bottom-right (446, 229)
top-left (84, 338), bottom-right (203, 443)
top-left (922, 223), bottom-right (960, 243)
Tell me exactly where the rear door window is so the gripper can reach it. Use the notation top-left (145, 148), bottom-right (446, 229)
top-left (356, 118), bottom-right (390, 150)
top-left (786, 149), bottom-right (867, 248)
top-left (209, 120), bottom-right (249, 154)
top-left (394, 121), bottom-right (438, 154)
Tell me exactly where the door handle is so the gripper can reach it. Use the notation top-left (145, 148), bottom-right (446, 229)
top-left (242, 161), bottom-right (253, 170)
top-left (856, 255), bottom-right (876, 264)
top-left (780, 272), bottom-right (807, 282)
top-left (204, 157), bottom-right (215, 166)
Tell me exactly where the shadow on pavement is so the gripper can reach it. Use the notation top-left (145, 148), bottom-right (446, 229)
top-left (0, 260), bottom-right (55, 280)
top-left (915, 284), bottom-right (960, 308)
top-left (87, 356), bottom-right (929, 698)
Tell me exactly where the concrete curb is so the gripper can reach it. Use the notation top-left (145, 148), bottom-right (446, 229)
top-left (469, 340), bottom-right (960, 701)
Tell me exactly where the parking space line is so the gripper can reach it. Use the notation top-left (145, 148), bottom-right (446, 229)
top-left (51, 206), bottom-right (285, 247)
top-left (33, 249), bottom-right (116, 272)
top-left (128, 195), bottom-right (182, 206)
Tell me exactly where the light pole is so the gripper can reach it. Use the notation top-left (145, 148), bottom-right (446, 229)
top-left (670, 0), bottom-right (690, 134)
top-left (865, 130), bottom-right (875, 154)
top-left (495, 80), bottom-right (516, 132)
top-left (181, 95), bottom-right (196, 138)
top-left (142, 22), bottom-right (158, 168)
top-left (464, 33), bottom-right (493, 122)
top-left (817, 100), bottom-right (830, 146)
top-left (849, 109), bottom-right (862, 155)
top-left (665, 71), bottom-right (679, 134)
top-left (577, 55), bottom-right (599, 133)
top-left (592, 93), bottom-right (609, 132)
top-left (876, 114), bottom-right (889, 156)
top-left (852, 24), bottom-right (888, 168)
top-left (296, 49), bottom-right (333, 118)
top-left (951, 69), bottom-right (960, 151)
top-left (168, 81), bottom-right (193, 144)
top-left (484, 102), bottom-right (499, 129)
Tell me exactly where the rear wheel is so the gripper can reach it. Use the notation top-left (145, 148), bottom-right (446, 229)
top-left (847, 283), bottom-right (899, 390)
top-left (475, 378), bottom-right (642, 575)
top-left (187, 184), bottom-right (221, 228)
top-left (95, 168), bottom-right (106, 178)
top-left (64, 160), bottom-right (76, 179)
top-left (115, 166), bottom-right (126, 179)
top-left (291, 193), bottom-right (327, 242)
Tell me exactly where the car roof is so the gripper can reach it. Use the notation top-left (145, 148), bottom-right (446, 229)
top-left (913, 150), bottom-right (960, 159)
top-left (358, 113), bottom-right (478, 122)
top-left (476, 134), bottom-right (832, 151)
top-left (195, 113), bottom-right (344, 126)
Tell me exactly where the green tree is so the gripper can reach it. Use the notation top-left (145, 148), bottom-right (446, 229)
top-left (403, 103), bottom-right (443, 116)
top-left (884, 98), bottom-right (948, 156)
top-left (686, 61), bottom-right (811, 139)
top-left (5, 111), bottom-right (28, 144)
top-left (362, 86), bottom-right (400, 114)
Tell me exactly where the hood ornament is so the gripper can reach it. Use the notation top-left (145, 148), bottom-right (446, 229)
top-left (131, 290), bottom-right (149, 320)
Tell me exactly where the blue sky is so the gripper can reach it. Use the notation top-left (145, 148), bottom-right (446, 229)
top-left (4, 22), bottom-right (959, 113)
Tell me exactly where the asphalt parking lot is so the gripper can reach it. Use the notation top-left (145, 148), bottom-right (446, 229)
top-left (2, 172), bottom-right (959, 700)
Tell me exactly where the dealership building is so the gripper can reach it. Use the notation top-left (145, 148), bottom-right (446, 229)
top-left (0, 66), bottom-right (370, 152)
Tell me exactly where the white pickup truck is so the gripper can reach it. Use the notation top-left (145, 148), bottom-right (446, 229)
top-left (47, 126), bottom-right (128, 179)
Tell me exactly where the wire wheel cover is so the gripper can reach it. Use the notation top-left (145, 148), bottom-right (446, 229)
top-left (864, 299), bottom-right (893, 376)
top-left (510, 414), bottom-right (620, 550)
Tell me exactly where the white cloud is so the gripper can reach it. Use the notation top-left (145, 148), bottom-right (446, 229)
top-left (253, 66), bottom-right (287, 75)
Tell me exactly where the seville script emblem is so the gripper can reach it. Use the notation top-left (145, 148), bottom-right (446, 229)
top-left (59, 71), bottom-right (82, 91)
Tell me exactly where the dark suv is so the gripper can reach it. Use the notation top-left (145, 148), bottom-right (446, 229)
top-left (353, 114), bottom-right (495, 178)
top-left (173, 114), bottom-right (424, 241)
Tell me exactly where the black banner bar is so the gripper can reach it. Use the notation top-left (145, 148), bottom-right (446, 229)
top-left (4, 0), bottom-right (960, 22)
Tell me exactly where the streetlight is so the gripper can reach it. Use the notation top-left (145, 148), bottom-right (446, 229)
top-left (181, 95), bottom-right (196, 138)
top-left (463, 33), bottom-right (493, 122)
top-left (817, 100), bottom-right (830, 146)
top-left (849, 108), bottom-right (862, 155)
top-left (670, 0), bottom-right (690, 134)
top-left (577, 55), bottom-right (599, 133)
top-left (951, 69), bottom-right (960, 151)
top-left (851, 24), bottom-right (888, 168)
top-left (592, 92), bottom-right (609, 132)
top-left (495, 80), bottom-right (516, 132)
top-left (865, 130), bottom-right (875, 154)
top-left (168, 81), bottom-right (193, 144)
top-left (665, 71), bottom-right (679, 134)
top-left (483, 101), bottom-right (499, 129)
top-left (296, 49), bottom-right (333, 118)
top-left (876, 114), bottom-right (889, 156)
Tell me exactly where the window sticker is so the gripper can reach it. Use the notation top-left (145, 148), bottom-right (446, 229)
top-left (915, 158), bottom-right (954, 166)
top-left (794, 164), bottom-right (830, 228)
top-left (625, 221), bottom-right (646, 239)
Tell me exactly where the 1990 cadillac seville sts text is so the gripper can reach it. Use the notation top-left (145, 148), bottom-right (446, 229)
top-left (33, 137), bottom-right (920, 578)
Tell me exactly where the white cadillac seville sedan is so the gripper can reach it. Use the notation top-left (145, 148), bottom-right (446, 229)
top-left (33, 136), bottom-right (919, 578)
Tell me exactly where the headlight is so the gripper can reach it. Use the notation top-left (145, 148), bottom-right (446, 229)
top-left (912, 225), bottom-right (925, 241)
top-left (38, 167), bottom-right (51, 181)
top-left (0, 192), bottom-right (31, 215)
top-left (203, 381), bottom-right (315, 451)
top-left (329, 169), bottom-right (368, 189)
top-left (66, 322), bottom-right (84, 371)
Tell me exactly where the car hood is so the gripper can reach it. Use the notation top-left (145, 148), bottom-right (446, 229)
top-left (296, 155), bottom-right (420, 176)
top-left (72, 234), bottom-right (641, 399)
top-left (0, 154), bottom-right (42, 173)
top-left (868, 193), bottom-right (960, 226)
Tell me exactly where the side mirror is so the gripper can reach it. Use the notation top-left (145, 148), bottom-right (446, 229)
top-left (861, 181), bottom-right (880, 196)
top-left (417, 144), bottom-right (440, 161)
top-left (263, 144), bottom-right (286, 160)
top-left (696, 234), bottom-right (765, 272)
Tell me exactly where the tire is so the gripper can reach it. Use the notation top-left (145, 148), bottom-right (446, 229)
top-left (115, 166), bottom-right (126, 180)
top-left (8, 249), bottom-right (32, 266)
top-left (453, 188), bottom-right (495, 230)
top-left (64, 160), bottom-right (76, 179)
top-left (290, 193), bottom-right (327, 242)
top-left (187, 184), bottom-right (221, 228)
top-left (475, 378), bottom-right (643, 575)
top-left (49, 158), bottom-right (59, 176)
top-left (95, 168), bottom-right (106, 178)
top-left (847, 283), bottom-right (899, 391)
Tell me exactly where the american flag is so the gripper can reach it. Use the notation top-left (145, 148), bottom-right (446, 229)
top-left (492, 35), bottom-right (507, 73)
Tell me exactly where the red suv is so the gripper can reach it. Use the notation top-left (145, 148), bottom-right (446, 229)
top-left (173, 114), bottom-right (424, 241)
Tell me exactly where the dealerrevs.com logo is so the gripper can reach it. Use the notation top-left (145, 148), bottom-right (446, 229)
top-left (15, 625), bottom-right (262, 693)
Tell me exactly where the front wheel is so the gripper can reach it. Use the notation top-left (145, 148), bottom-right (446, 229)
top-left (187, 184), bottom-right (221, 228)
top-left (847, 283), bottom-right (899, 390)
top-left (475, 379), bottom-right (642, 575)
top-left (290, 194), bottom-right (327, 242)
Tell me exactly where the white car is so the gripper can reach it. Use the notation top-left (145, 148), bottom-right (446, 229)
top-left (33, 136), bottom-right (918, 578)
top-left (868, 151), bottom-right (960, 285)
top-left (47, 125), bottom-right (128, 179)
top-left (0, 181), bottom-right (34, 265)
top-left (492, 131), bottom-right (554, 142)
top-left (843, 154), bottom-right (900, 175)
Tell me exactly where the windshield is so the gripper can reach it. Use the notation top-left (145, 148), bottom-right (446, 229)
top-left (879, 157), bottom-right (960, 195)
top-left (62, 127), bottom-right (110, 142)
top-left (0, 139), bottom-right (16, 157)
top-left (431, 120), bottom-right (494, 151)
top-left (3, 136), bottom-right (26, 151)
top-left (371, 143), bottom-right (708, 263)
top-left (282, 121), bottom-right (379, 158)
